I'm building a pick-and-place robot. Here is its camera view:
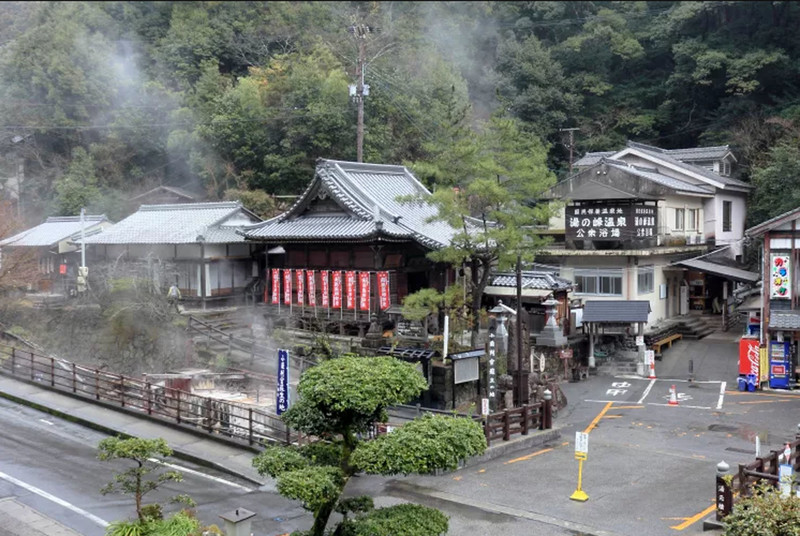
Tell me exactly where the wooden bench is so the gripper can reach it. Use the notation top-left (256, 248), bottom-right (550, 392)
top-left (651, 333), bottom-right (682, 357)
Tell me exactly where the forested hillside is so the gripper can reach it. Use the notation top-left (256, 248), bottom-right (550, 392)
top-left (1, 1), bottom-right (798, 225)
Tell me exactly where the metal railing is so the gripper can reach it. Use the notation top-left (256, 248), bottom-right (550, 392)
top-left (0, 343), bottom-right (298, 446)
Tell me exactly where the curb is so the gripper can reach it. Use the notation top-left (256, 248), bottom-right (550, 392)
top-left (0, 388), bottom-right (266, 488)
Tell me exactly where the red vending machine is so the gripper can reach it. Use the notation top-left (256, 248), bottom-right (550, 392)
top-left (738, 337), bottom-right (760, 391)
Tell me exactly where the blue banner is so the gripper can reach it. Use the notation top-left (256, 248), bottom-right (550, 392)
top-left (277, 349), bottom-right (290, 415)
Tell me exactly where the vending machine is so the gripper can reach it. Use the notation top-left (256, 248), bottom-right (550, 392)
top-left (769, 340), bottom-right (791, 389)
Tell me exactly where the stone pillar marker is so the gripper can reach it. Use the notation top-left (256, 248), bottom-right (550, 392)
top-left (220, 507), bottom-right (256, 536)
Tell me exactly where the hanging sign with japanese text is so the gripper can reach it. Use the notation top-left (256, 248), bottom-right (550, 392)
top-left (359, 272), bottom-right (370, 311)
top-left (566, 204), bottom-right (656, 242)
top-left (271, 268), bottom-right (280, 304)
top-left (320, 270), bottom-right (330, 308)
top-left (307, 270), bottom-right (316, 306)
top-left (295, 269), bottom-right (305, 305)
top-left (332, 271), bottom-right (342, 309)
top-left (345, 271), bottom-right (356, 309)
top-left (771, 254), bottom-right (791, 299)
top-left (377, 271), bottom-right (390, 310)
top-left (277, 349), bottom-right (290, 415)
top-left (283, 269), bottom-right (292, 305)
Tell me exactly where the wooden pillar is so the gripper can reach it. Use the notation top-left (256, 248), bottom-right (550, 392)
top-left (588, 323), bottom-right (595, 368)
top-left (200, 242), bottom-right (206, 310)
top-left (764, 233), bottom-right (771, 345)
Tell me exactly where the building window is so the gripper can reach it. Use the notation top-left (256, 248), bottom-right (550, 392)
top-left (723, 201), bottom-right (732, 232)
top-left (575, 268), bottom-right (623, 296)
top-left (721, 161), bottom-right (731, 176)
top-left (638, 265), bottom-right (654, 295)
top-left (687, 209), bottom-right (699, 231)
top-left (674, 208), bottom-right (685, 231)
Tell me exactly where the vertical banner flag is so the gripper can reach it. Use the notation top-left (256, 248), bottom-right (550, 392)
top-left (345, 271), bottom-right (356, 309)
top-left (276, 349), bottom-right (290, 415)
top-left (359, 272), bottom-right (371, 311)
top-left (307, 270), bottom-right (316, 306)
top-left (296, 269), bottom-right (305, 305)
top-left (271, 268), bottom-right (280, 304)
top-left (332, 271), bottom-right (342, 309)
top-left (283, 269), bottom-right (292, 305)
top-left (320, 270), bottom-right (329, 307)
top-left (771, 254), bottom-right (791, 299)
top-left (377, 271), bottom-right (390, 310)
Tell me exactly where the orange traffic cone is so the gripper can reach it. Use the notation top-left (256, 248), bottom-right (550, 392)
top-left (668, 385), bottom-right (679, 406)
top-left (648, 357), bottom-right (657, 379)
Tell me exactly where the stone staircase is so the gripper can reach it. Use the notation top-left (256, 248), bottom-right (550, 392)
top-left (676, 314), bottom-right (721, 340)
top-left (594, 348), bottom-right (640, 377)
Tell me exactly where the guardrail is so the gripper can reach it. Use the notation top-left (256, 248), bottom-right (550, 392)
top-left (0, 343), bottom-right (298, 447)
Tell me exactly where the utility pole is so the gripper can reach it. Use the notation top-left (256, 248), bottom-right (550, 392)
top-left (350, 23), bottom-right (371, 163)
top-left (516, 253), bottom-right (523, 407)
top-left (560, 127), bottom-right (580, 175)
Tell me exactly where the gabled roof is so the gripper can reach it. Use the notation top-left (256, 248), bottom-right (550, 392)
top-left (606, 161), bottom-right (714, 196)
top-left (745, 207), bottom-right (800, 238)
top-left (0, 215), bottom-right (108, 247)
top-left (582, 300), bottom-right (651, 323)
top-left (574, 151), bottom-right (616, 167)
top-left (240, 159), bottom-right (463, 249)
top-left (84, 202), bottom-right (260, 245)
top-left (128, 185), bottom-right (201, 203)
top-left (665, 145), bottom-right (736, 162)
top-left (620, 141), bottom-right (751, 190)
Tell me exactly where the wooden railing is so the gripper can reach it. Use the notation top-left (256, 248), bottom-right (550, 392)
top-left (0, 343), bottom-right (298, 447)
top-left (484, 398), bottom-right (553, 446)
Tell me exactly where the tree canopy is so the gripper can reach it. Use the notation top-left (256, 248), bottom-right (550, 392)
top-left (252, 355), bottom-right (487, 536)
top-left (1, 2), bottom-right (799, 226)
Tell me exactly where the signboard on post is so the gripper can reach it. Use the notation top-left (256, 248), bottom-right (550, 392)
top-left (481, 398), bottom-right (489, 416)
top-left (779, 464), bottom-right (793, 498)
top-left (635, 335), bottom-right (644, 347)
top-left (771, 254), bottom-right (791, 299)
top-left (575, 431), bottom-right (589, 460)
top-left (277, 349), bottom-right (290, 415)
top-left (645, 349), bottom-right (655, 364)
top-left (566, 204), bottom-right (656, 243)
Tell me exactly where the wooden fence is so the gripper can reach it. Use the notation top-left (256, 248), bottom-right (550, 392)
top-left (0, 343), bottom-right (297, 446)
top-left (483, 398), bottom-right (553, 446)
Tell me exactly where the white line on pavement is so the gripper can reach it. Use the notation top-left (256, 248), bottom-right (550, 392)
top-left (615, 375), bottom-right (723, 384)
top-left (638, 379), bottom-right (657, 404)
top-left (147, 458), bottom-right (254, 492)
top-left (717, 381), bottom-right (726, 409)
top-left (0, 470), bottom-right (109, 527)
top-left (648, 403), bottom-right (712, 410)
top-left (584, 399), bottom-right (624, 404)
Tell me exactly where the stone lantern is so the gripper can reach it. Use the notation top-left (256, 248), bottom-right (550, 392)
top-left (535, 296), bottom-right (567, 347)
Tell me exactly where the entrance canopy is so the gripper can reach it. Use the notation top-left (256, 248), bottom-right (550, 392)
top-left (672, 258), bottom-right (758, 284)
top-left (582, 300), bottom-right (651, 324)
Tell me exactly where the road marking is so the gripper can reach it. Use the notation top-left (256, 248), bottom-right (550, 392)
top-left (716, 381), bottom-right (726, 409)
top-left (505, 448), bottom-right (553, 465)
top-left (584, 402), bottom-right (613, 434)
top-left (147, 458), bottom-right (254, 492)
top-left (602, 415), bottom-right (622, 419)
top-left (585, 399), bottom-right (625, 404)
top-left (670, 503), bottom-right (716, 530)
top-left (638, 379), bottom-right (657, 404)
top-left (737, 399), bottom-right (794, 405)
top-left (613, 405), bottom-right (644, 409)
top-left (38, 419), bottom-right (53, 426)
top-left (648, 403), bottom-right (712, 410)
top-left (727, 390), bottom-right (800, 398)
top-left (0, 470), bottom-right (109, 527)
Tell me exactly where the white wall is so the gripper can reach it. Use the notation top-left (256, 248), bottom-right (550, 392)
top-left (713, 193), bottom-right (747, 246)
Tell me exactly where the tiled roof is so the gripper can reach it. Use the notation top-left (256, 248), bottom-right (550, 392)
top-left (582, 300), bottom-right (651, 323)
top-left (745, 206), bottom-right (800, 238)
top-left (606, 161), bottom-right (714, 195)
top-left (490, 270), bottom-right (573, 291)
top-left (574, 151), bottom-right (615, 167)
top-left (769, 312), bottom-right (800, 331)
top-left (665, 145), bottom-right (732, 162)
top-left (625, 141), bottom-right (751, 189)
top-left (128, 185), bottom-right (201, 202)
top-left (0, 215), bottom-right (107, 247)
top-left (84, 202), bottom-right (257, 245)
top-left (241, 160), bottom-right (465, 248)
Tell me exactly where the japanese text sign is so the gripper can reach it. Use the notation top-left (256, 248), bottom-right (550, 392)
top-left (359, 272), bottom-right (370, 311)
top-left (283, 269), bottom-right (292, 305)
top-left (377, 271), bottom-right (390, 310)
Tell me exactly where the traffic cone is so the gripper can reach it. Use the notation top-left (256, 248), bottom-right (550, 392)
top-left (648, 357), bottom-right (657, 379)
top-left (668, 385), bottom-right (679, 406)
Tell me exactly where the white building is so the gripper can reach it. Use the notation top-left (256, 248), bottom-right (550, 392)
top-left (540, 141), bottom-right (755, 326)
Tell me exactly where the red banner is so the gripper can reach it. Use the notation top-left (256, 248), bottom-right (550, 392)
top-left (320, 270), bottom-right (329, 308)
top-left (345, 271), bottom-right (356, 309)
top-left (296, 269), bottom-right (305, 305)
top-left (377, 271), bottom-right (390, 310)
top-left (332, 271), bottom-right (342, 309)
top-left (359, 272), bottom-right (370, 311)
top-left (271, 268), bottom-right (280, 304)
top-left (283, 269), bottom-right (292, 305)
top-left (307, 270), bottom-right (316, 306)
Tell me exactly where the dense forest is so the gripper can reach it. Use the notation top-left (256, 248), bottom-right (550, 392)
top-left (0, 1), bottom-right (798, 225)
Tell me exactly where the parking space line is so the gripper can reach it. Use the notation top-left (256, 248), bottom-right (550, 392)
top-left (716, 381), bottom-right (726, 409)
top-left (612, 405), bottom-right (644, 409)
top-left (504, 448), bottom-right (553, 465)
top-left (584, 402), bottom-right (613, 434)
top-left (638, 379), bottom-right (656, 404)
top-left (670, 503), bottom-right (715, 530)
top-left (727, 390), bottom-right (800, 398)
top-left (648, 403), bottom-right (712, 410)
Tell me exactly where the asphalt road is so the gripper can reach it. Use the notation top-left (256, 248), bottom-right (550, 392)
top-left (0, 399), bottom-right (307, 536)
top-left (4, 335), bottom-right (800, 536)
